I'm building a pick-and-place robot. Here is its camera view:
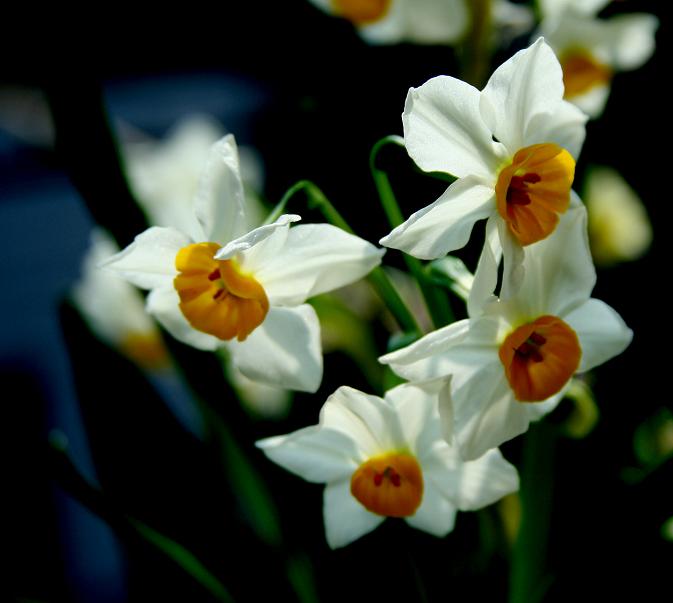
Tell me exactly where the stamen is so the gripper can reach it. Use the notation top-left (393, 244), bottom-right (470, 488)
top-left (208, 269), bottom-right (221, 281)
top-left (499, 316), bottom-right (581, 402)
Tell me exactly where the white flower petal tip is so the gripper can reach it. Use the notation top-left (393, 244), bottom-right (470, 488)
top-left (214, 214), bottom-right (302, 260)
top-left (258, 382), bottom-right (518, 548)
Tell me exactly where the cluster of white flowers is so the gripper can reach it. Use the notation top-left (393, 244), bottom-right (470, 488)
top-left (73, 6), bottom-right (652, 550)
top-left (258, 39), bottom-right (632, 547)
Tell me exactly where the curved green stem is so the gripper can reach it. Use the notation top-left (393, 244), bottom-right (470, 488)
top-left (460, 0), bottom-right (494, 88)
top-left (369, 137), bottom-right (454, 328)
top-left (266, 179), bottom-right (421, 336)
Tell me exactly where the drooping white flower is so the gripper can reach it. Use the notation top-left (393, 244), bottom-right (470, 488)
top-left (104, 134), bottom-right (384, 393)
top-left (381, 205), bottom-right (632, 460)
top-left (257, 381), bottom-right (519, 548)
top-left (307, 0), bottom-right (469, 45)
top-left (72, 228), bottom-right (168, 371)
top-left (381, 38), bottom-right (587, 309)
top-left (537, 0), bottom-right (658, 117)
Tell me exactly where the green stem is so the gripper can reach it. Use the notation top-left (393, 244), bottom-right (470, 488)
top-left (48, 435), bottom-right (235, 603)
top-left (369, 137), bottom-right (454, 328)
top-left (461, 0), bottom-right (494, 88)
top-left (509, 421), bottom-right (557, 603)
top-left (266, 180), bottom-right (421, 336)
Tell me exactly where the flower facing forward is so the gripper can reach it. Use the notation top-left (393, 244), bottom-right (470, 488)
top-left (257, 381), bottom-right (519, 548)
top-left (538, 0), bottom-right (658, 117)
top-left (381, 38), bottom-right (587, 302)
top-left (381, 205), bottom-right (632, 460)
top-left (104, 135), bottom-right (384, 392)
top-left (73, 228), bottom-right (168, 371)
top-left (307, 0), bottom-right (469, 45)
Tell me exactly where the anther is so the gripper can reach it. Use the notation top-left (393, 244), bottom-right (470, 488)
top-left (208, 269), bottom-right (221, 281)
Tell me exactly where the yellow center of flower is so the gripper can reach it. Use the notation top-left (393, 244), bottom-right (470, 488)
top-left (331, 0), bottom-right (391, 25)
top-left (350, 452), bottom-right (423, 517)
top-left (498, 315), bottom-right (582, 402)
top-left (560, 50), bottom-right (612, 99)
top-left (119, 331), bottom-right (169, 370)
top-left (495, 143), bottom-right (575, 246)
top-left (173, 242), bottom-right (269, 342)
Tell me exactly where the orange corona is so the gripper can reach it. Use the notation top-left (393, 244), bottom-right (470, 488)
top-left (495, 143), bottom-right (575, 246)
top-left (351, 452), bottom-right (423, 517)
top-left (499, 315), bottom-right (581, 402)
top-left (331, 0), bottom-right (391, 25)
top-left (173, 242), bottom-right (269, 342)
top-left (561, 50), bottom-right (612, 99)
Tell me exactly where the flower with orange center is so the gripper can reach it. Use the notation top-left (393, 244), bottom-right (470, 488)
top-left (381, 39), bottom-right (587, 309)
top-left (257, 382), bottom-right (519, 548)
top-left (537, 0), bottom-right (658, 117)
top-left (105, 135), bottom-right (384, 392)
top-left (381, 205), bottom-right (633, 460)
top-left (308, 0), bottom-right (468, 45)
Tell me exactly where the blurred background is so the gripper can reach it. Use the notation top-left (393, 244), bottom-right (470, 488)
top-left (1, 1), bottom-right (670, 601)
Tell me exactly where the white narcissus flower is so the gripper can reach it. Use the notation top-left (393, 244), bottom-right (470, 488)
top-left (307, 0), bottom-right (469, 45)
top-left (537, 0), bottom-right (658, 117)
top-left (72, 229), bottom-right (169, 371)
top-left (257, 381), bottom-right (519, 548)
top-left (584, 166), bottom-right (652, 266)
top-left (381, 38), bottom-right (587, 310)
top-left (104, 134), bottom-right (384, 393)
top-left (381, 205), bottom-right (633, 460)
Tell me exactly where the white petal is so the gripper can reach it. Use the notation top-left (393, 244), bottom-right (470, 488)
top-left (525, 389), bottom-right (566, 421)
top-left (214, 214), bottom-right (301, 260)
top-left (453, 362), bottom-right (530, 461)
top-left (403, 76), bottom-right (503, 180)
top-left (564, 298), bottom-right (633, 372)
top-left (256, 425), bottom-right (358, 484)
top-left (323, 480), bottom-right (385, 549)
top-left (480, 38), bottom-right (565, 154)
top-left (539, 0), bottom-right (610, 21)
top-left (504, 202), bottom-right (595, 319)
top-left (525, 99), bottom-right (588, 159)
top-left (145, 287), bottom-right (220, 351)
top-left (568, 85), bottom-right (610, 119)
top-left (380, 176), bottom-right (496, 259)
top-left (101, 226), bottom-right (188, 290)
top-left (193, 134), bottom-right (248, 244)
top-left (404, 481), bottom-right (457, 537)
top-left (379, 319), bottom-right (471, 382)
top-left (384, 381), bottom-right (448, 454)
top-left (365, 0), bottom-right (468, 45)
top-left (606, 14), bottom-right (658, 71)
top-left (321, 386), bottom-right (400, 458)
top-left (250, 224), bottom-right (384, 306)
top-left (425, 447), bottom-right (519, 510)
top-left (468, 215), bottom-right (501, 317)
top-left (228, 304), bottom-right (322, 393)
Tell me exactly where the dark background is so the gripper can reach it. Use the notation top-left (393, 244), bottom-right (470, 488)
top-left (2, 1), bottom-right (671, 601)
